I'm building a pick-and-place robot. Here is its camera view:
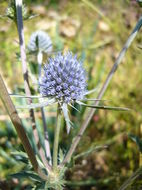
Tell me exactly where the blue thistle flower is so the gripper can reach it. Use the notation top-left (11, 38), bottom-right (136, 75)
top-left (38, 51), bottom-right (87, 133)
top-left (39, 51), bottom-right (87, 104)
top-left (14, 52), bottom-right (129, 134)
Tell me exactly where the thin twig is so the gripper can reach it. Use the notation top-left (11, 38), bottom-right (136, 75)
top-left (0, 74), bottom-right (48, 180)
top-left (37, 51), bottom-right (52, 165)
top-left (61, 16), bottom-right (142, 166)
top-left (15, 0), bottom-right (51, 171)
top-left (53, 104), bottom-right (62, 170)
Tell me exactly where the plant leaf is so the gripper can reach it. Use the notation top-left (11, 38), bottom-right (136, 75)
top-left (11, 151), bottom-right (29, 164)
top-left (76, 101), bottom-right (130, 111)
top-left (10, 171), bottom-right (42, 182)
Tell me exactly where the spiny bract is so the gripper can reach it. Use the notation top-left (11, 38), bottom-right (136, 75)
top-left (39, 51), bottom-right (87, 104)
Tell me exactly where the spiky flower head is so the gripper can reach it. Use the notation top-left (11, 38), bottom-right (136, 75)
top-left (39, 51), bottom-right (87, 104)
top-left (28, 30), bottom-right (52, 53)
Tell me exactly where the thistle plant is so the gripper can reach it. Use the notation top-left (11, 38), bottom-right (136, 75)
top-left (0, 0), bottom-right (142, 190)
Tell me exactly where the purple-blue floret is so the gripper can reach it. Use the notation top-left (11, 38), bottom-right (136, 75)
top-left (39, 51), bottom-right (87, 103)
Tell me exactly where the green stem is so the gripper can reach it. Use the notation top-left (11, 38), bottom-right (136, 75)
top-left (53, 104), bottom-right (62, 170)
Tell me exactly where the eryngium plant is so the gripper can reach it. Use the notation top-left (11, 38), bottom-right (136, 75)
top-left (1, 1), bottom-right (142, 190)
top-left (39, 51), bottom-right (87, 133)
top-left (38, 51), bottom-right (130, 133)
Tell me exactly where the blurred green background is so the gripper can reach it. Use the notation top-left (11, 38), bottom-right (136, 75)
top-left (0, 0), bottom-right (142, 189)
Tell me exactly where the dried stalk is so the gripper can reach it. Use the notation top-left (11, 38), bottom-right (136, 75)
top-left (62, 16), bottom-right (142, 166)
